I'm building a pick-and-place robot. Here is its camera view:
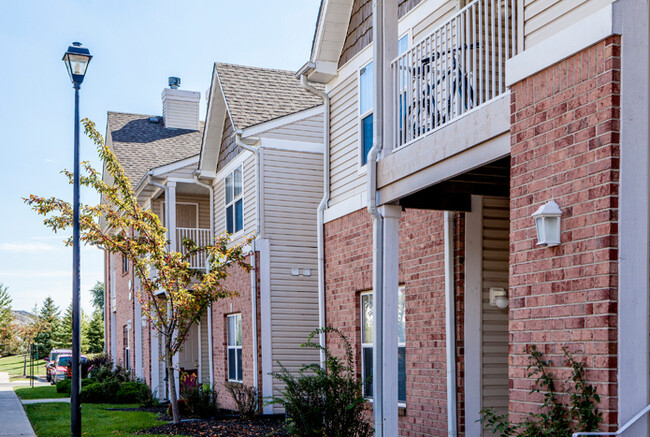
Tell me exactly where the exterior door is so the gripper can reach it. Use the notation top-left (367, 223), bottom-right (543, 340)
top-left (176, 204), bottom-right (197, 228)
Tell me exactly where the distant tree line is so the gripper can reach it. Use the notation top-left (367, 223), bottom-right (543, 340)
top-left (0, 281), bottom-right (105, 359)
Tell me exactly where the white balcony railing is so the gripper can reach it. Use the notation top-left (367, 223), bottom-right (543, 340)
top-left (392, 0), bottom-right (517, 147)
top-left (176, 227), bottom-right (212, 270)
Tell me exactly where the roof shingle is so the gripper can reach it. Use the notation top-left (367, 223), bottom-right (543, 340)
top-left (215, 63), bottom-right (323, 130)
top-left (107, 111), bottom-right (204, 187)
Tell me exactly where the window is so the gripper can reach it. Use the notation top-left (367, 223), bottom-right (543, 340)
top-left (359, 62), bottom-right (374, 166)
top-left (123, 325), bottom-right (130, 370)
top-left (225, 166), bottom-right (243, 234)
top-left (360, 287), bottom-right (406, 403)
top-left (122, 254), bottom-right (128, 274)
top-left (227, 313), bottom-right (242, 382)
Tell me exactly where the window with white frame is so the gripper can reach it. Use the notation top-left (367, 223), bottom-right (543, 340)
top-left (227, 313), bottom-right (242, 382)
top-left (225, 166), bottom-right (243, 234)
top-left (360, 287), bottom-right (406, 402)
top-left (359, 62), bottom-right (374, 166)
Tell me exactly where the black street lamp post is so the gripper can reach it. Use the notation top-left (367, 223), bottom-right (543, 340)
top-left (62, 42), bottom-right (92, 437)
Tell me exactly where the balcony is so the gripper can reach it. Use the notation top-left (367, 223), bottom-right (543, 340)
top-left (392, 0), bottom-right (517, 148)
top-left (176, 227), bottom-right (212, 270)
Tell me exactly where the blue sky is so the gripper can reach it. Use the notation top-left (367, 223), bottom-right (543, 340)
top-left (0, 0), bottom-right (320, 313)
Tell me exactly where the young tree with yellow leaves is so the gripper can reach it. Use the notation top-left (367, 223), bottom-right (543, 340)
top-left (25, 119), bottom-right (251, 423)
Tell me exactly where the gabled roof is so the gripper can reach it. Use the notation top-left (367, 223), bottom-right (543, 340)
top-left (107, 111), bottom-right (204, 188)
top-left (198, 63), bottom-right (324, 175)
top-left (216, 63), bottom-right (323, 131)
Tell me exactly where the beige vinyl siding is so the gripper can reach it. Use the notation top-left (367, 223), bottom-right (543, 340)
top-left (481, 196), bottom-right (509, 424)
top-left (329, 73), bottom-right (366, 206)
top-left (261, 148), bottom-right (322, 407)
top-left (212, 154), bottom-right (257, 245)
top-left (262, 114), bottom-right (324, 143)
top-left (151, 194), bottom-right (210, 230)
top-left (411, 0), bottom-right (458, 43)
top-left (162, 99), bottom-right (199, 131)
top-left (524, 0), bottom-right (613, 48)
top-left (155, 161), bottom-right (198, 180)
top-left (200, 311), bottom-right (210, 383)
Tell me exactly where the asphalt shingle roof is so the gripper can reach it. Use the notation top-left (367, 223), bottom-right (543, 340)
top-left (107, 112), bottom-right (204, 187)
top-left (215, 63), bottom-right (323, 130)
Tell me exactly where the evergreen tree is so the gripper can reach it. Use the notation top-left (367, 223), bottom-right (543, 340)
top-left (89, 282), bottom-right (104, 320)
top-left (85, 310), bottom-right (104, 354)
top-left (56, 303), bottom-right (73, 349)
top-left (0, 284), bottom-right (15, 356)
top-left (33, 297), bottom-right (60, 358)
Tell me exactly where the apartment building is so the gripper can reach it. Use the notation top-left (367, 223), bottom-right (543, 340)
top-left (298, 0), bottom-right (648, 435)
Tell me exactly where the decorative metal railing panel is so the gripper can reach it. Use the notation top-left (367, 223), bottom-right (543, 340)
top-left (392, 0), bottom-right (517, 147)
top-left (176, 227), bottom-right (212, 270)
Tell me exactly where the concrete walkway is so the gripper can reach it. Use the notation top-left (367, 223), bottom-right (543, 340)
top-left (21, 398), bottom-right (70, 404)
top-left (0, 373), bottom-right (36, 436)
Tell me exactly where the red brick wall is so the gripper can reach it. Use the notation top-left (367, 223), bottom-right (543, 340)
top-left (109, 251), bottom-right (135, 371)
top-left (324, 208), bottom-right (464, 436)
top-left (509, 36), bottom-right (620, 430)
top-left (210, 254), bottom-right (262, 411)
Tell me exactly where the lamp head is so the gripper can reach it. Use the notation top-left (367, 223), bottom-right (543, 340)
top-left (62, 42), bottom-right (92, 85)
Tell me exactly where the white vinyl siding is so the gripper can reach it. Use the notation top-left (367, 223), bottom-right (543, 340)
top-left (212, 154), bottom-right (256, 245)
top-left (329, 73), bottom-right (366, 206)
top-left (411, 0), bottom-right (458, 43)
top-left (481, 196), bottom-right (509, 423)
top-left (258, 114), bottom-right (324, 143)
top-left (261, 148), bottom-right (323, 408)
top-left (524, 0), bottom-right (613, 48)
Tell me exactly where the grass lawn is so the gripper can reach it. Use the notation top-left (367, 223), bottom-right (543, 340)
top-left (24, 403), bottom-right (187, 437)
top-left (15, 385), bottom-right (68, 400)
top-left (0, 354), bottom-right (45, 379)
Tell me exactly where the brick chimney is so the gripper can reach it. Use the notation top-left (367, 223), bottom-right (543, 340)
top-left (161, 77), bottom-right (200, 130)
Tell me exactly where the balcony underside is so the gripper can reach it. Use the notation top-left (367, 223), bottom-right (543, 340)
top-left (377, 93), bottom-right (510, 207)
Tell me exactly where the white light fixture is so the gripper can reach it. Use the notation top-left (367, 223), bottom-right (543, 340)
top-left (532, 200), bottom-right (562, 247)
top-left (489, 287), bottom-right (509, 309)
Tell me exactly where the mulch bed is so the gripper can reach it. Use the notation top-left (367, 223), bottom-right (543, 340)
top-left (136, 415), bottom-right (289, 436)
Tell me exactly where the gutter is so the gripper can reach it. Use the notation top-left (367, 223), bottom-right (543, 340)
top-left (444, 211), bottom-right (458, 436)
top-left (193, 172), bottom-right (216, 386)
top-left (234, 132), bottom-right (262, 396)
top-left (299, 73), bottom-right (330, 366)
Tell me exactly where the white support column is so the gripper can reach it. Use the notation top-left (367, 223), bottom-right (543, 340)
top-left (382, 0), bottom-right (398, 155)
top-left (380, 204), bottom-right (401, 436)
top-left (167, 181), bottom-right (177, 252)
top-left (617, 0), bottom-right (650, 434)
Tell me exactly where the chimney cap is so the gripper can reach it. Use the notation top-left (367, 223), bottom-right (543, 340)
top-left (168, 77), bottom-right (181, 89)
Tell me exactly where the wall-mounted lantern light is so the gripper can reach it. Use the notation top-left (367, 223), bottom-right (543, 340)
top-left (532, 200), bottom-right (562, 247)
top-left (489, 287), bottom-right (509, 309)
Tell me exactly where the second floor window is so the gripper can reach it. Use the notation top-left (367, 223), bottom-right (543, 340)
top-left (122, 254), bottom-right (129, 274)
top-left (227, 313), bottom-right (243, 382)
top-left (359, 62), bottom-right (373, 166)
top-left (225, 166), bottom-right (243, 234)
top-left (361, 287), bottom-right (406, 403)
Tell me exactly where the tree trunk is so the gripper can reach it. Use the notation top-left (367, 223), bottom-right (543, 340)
top-left (166, 354), bottom-right (180, 424)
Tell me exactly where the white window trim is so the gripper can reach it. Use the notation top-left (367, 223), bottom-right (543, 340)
top-left (224, 165), bottom-right (245, 236)
top-left (227, 313), bottom-right (243, 383)
top-left (357, 60), bottom-right (374, 173)
top-left (360, 287), bottom-right (407, 404)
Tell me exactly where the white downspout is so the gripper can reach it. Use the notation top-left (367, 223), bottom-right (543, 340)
top-left (370, 0), bottom-right (385, 434)
top-left (193, 173), bottom-right (215, 386)
top-left (234, 132), bottom-right (261, 395)
top-left (300, 74), bottom-right (330, 366)
top-left (444, 211), bottom-right (458, 436)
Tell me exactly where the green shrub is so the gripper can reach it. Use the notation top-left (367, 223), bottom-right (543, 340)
top-left (115, 381), bottom-right (151, 404)
top-left (89, 363), bottom-right (130, 384)
top-left (168, 398), bottom-right (188, 416)
top-left (269, 327), bottom-right (373, 437)
top-left (80, 380), bottom-right (120, 403)
top-left (81, 378), bottom-right (92, 387)
top-left (480, 346), bottom-right (602, 437)
top-left (182, 379), bottom-right (219, 419)
top-left (56, 379), bottom-right (71, 394)
top-left (225, 382), bottom-right (258, 419)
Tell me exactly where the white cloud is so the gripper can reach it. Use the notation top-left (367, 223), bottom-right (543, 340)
top-left (0, 242), bottom-right (62, 253)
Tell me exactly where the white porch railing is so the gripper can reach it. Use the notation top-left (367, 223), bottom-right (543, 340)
top-left (392, 0), bottom-right (517, 147)
top-left (176, 228), bottom-right (212, 270)
top-left (573, 404), bottom-right (650, 436)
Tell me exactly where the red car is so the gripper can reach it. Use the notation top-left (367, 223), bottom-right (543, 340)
top-left (46, 348), bottom-right (71, 382)
top-left (51, 354), bottom-right (87, 384)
